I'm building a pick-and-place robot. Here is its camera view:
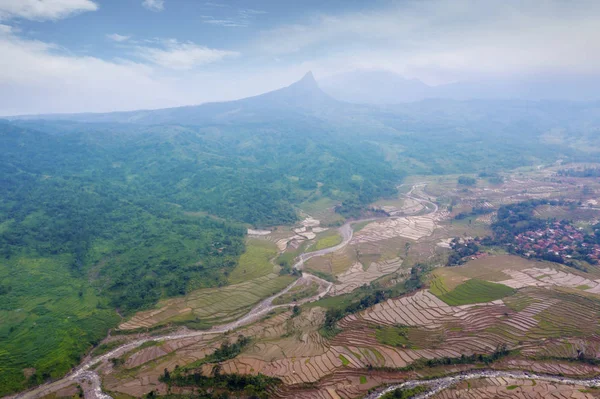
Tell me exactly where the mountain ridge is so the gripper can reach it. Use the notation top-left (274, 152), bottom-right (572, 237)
top-left (9, 71), bottom-right (338, 125)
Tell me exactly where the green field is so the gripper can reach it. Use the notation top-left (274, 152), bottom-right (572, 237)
top-left (310, 231), bottom-right (343, 252)
top-left (339, 354), bottom-right (350, 366)
top-left (228, 239), bottom-right (278, 284)
top-left (375, 325), bottom-right (412, 348)
top-left (434, 279), bottom-right (516, 306)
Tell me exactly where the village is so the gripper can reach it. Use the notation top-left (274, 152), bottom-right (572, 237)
top-left (512, 221), bottom-right (600, 265)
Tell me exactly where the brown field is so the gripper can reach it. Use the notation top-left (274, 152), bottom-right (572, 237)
top-left (305, 245), bottom-right (358, 278)
top-left (331, 258), bottom-right (406, 295)
top-left (351, 216), bottom-right (437, 243)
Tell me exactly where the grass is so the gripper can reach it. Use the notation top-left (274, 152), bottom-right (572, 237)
top-left (429, 268), bottom-right (466, 296)
top-left (360, 376), bottom-right (367, 384)
top-left (310, 231), bottom-right (343, 252)
top-left (352, 220), bottom-right (371, 233)
top-left (429, 274), bottom-right (450, 297)
top-left (506, 385), bottom-right (519, 390)
top-left (577, 284), bottom-right (591, 290)
top-left (375, 325), bottom-right (413, 348)
top-left (503, 293), bottom-right (539, 312)
top-left (434, 279), bottom-right (516, 306)
top-left (228, 239), bottom-right (278, 284)
top-left (339, 354), bottom-right (350, 366)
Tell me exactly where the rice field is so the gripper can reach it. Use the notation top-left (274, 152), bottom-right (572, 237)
top-left (311, 231), bottom-right (343, 252)
top-left (228, 238), bottom-right (278, 284)
top-left (374, 325), bottom-right (413, 348)
top-left (105, 278), bottom-right (600, 398)
top-left (434, 279), bottom-right (516, 306)
top-left (350, 216), bottom-right (436, 244)
top-left (119, 273), bottom-right (296, 329)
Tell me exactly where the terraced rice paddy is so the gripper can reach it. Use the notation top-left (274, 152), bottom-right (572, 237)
top-left (109, 251), bottom-right (600, 396)
top-left (118, 274), bottom-right (295, 329)
top-left (305, 246), bottom-right (358, 278)
top-left (351, 216), bottom-right (436, 244)
top-left (434, 279), bottom-right (516, 306)
top-left (498, 267), bottom-right (600, 294)
top-left (228, 238), bottom-right (278, 283)
top-left (331, 258), bottom-right (405, 295)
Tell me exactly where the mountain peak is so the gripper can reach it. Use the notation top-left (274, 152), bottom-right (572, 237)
top-left (300, 71), bottom-right (316, 83)
top-left (290, 71), bottom-right (319, 91)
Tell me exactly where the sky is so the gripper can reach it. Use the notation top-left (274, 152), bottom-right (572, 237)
top-left (1, 0), bottom-right (599, 115)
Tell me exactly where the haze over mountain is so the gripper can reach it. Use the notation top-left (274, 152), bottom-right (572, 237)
top-left (320, 69), bottom-right (600, 104)
top-left (11, 72), bottom-right (340, 125)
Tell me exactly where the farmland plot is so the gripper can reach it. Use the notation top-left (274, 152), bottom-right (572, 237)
top-left (499, 267), bottom-right (600, 294)
top-left (331, 258), bottom-right (405, 295)
top-left (351, 217), bottom-right (436, 243)
top-left (119, 273), bottom-right (295, 329)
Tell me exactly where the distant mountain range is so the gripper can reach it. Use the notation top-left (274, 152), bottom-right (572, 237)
top-left (10, 72), bottom-right (340, 125)
top-left (319, 69), bottom-right (600, 104)
top-left (10, 70), bottom-right (600, 126)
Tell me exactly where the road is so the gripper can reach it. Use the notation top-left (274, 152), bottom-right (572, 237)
top-left (10, 184), bottom-right (436, 399)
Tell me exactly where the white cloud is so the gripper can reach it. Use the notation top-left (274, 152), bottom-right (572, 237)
top-left (0, 24), bottom-right (178, 114)
top-left (255, 0), bottom-right (600, 84)
top-left (0, 0), bottom-right (98, 21)
top-left (201, 15), bottom-right (247, 28)
top-left (106, 33), bottom-right (130, 42)
top-left (135, 40), bottom-right (238, 70)
top-left (200, 5), bottom-right (266, 28)
top-left (0, 22), bottom-right (12, 33)
top-left (0, 22), bottom-right (284, 116)
top-left (142, 0), bottom-right (164, 12)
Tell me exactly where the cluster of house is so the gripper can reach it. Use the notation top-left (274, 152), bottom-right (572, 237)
top-left (513, 221), bottom-right (600, 263)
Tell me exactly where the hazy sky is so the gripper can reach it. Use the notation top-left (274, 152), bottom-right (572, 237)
top-left (1, 0), bottom-right (599, 115)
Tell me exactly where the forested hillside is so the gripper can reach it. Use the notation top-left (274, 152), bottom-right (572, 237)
top-left (0, 117), bottom-right (398, 393)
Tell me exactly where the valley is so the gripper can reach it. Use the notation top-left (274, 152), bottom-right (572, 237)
top-left (2, 74), bottom-right (600, 399)
top-left (7, 165), bottom-right (600, 399)
top-left (3, 2), bottom-right (600, 398)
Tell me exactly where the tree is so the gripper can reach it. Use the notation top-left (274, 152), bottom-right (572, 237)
top-left (458, 176), bottom-right (476, 186)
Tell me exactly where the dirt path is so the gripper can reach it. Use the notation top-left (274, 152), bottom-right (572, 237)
top-left (365, 370), bottom-right (600, 399)
top-left (10, 184), bottom-right (435, 399)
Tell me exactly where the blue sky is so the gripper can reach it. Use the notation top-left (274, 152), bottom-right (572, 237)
top-left (1, 0), bottom-right (599, 115)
